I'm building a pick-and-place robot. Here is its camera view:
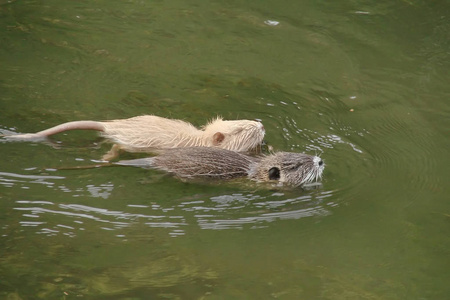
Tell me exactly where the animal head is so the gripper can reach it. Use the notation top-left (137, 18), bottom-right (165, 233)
top-left (202, 117), bottom-right (265, 152)
top-left (255, 152), bottom-right (324, 186)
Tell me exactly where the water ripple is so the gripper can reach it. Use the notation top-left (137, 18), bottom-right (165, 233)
top-left (12, 200), bottom-right (189, 238)
top-left (197, 206), bottom-right (330, 230)
top-left (10, 188), bottom-right (337, 238)
top-left (183, 190), bottom-right (335, 230)
top-left (359, 105), bottom-right (442, 191)
top-left (0, 171), bottom-right (65, 187)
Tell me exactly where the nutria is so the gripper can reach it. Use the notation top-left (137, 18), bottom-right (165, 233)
top-left (116, 147), bottom-right (325, 187)
top-left (4, 115), bottom-right (265, 153)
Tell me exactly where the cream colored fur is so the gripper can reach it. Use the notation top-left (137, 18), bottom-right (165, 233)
top-left (101, 115), bottom-right (265, 152)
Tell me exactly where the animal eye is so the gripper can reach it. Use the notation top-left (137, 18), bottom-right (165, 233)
top-left (268, 167), bottom-right (280, 180)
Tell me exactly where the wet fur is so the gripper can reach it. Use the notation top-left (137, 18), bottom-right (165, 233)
top-left (4, 115), bottom-right (265, 153)
top-left (117, 147), bottom-right (324, 187)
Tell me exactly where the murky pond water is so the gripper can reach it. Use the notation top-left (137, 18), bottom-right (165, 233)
top-left (1, 0), bottom-right (449, 299)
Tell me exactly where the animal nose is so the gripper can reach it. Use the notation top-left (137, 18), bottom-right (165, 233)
top-left (254, 119), bottom-right (264, 130)
top-left (318, 160), bottom-right (323, 166)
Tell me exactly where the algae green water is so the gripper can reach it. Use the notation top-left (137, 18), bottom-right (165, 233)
top-left (1, 0), bottom-right (449, 299)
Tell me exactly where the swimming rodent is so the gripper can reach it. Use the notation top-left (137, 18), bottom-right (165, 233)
top-left (4, 115), bottom-right (265, 153)
top-left (116, 147), bottom-right (325, 187)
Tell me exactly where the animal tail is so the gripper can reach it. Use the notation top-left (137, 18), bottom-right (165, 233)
top-left (52, 158), bottom-right (154, 171)
top-left (3, 121), bottom-right (105, 140)
top-left (114, 158), bottom-right (156, 169)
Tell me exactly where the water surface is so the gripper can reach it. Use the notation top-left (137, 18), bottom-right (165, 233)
top-left (1, 0), bottom-right (449, 299)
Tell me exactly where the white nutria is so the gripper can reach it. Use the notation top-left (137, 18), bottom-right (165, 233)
top-left (4, 115), bottom-right (265, 153)
top-left (116, 147), bottom-right (325, 187)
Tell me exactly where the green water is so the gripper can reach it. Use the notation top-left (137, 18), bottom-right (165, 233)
top-left (1, 0), bottom-right (449, 299)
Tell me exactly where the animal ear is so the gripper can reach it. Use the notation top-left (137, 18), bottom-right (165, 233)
top-left (268, 167), bottom-right (280, 180)
top-left (213, 132), bottom-right (225, 145)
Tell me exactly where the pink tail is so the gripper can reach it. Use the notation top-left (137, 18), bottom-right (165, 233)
top-left (5, 120), bottom-right (105, 140)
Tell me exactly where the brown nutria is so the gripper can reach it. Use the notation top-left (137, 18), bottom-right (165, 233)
top-left (116, 147), bottom-right (325, 187)
top-left (4, 115), bottom-right (265, 153)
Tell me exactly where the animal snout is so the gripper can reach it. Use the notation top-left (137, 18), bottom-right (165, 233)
top-left (313, 156), bottom-right (324, 167)
top-left (253, 119), bottom-right (265, 130)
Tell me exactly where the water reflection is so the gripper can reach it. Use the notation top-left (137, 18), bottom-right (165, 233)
top-left (4, 182), bottom-right (336, 297)
top-left (11, 188), bottom-right (336, 239)
top-left (192, 191), bottom-right (334, 230)
top-left (197, 206), bottom-right (330, 230)
top-left (0, 171), bottom-right (65, 187)
top-left (86, 183), bottom-right (114, 199)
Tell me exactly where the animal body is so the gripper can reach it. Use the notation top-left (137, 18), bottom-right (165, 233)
top-left (116, 147), bottom-right (325, 187)
top-left (5, 115), bottom-right (265, 153)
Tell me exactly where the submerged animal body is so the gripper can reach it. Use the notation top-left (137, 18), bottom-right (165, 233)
top-left (116, 147), bottom-right (325, 187)
top-left (5, 115), bottom-right (265, 153)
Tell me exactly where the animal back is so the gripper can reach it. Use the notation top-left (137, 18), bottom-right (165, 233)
top-left (101, 115), bottom-right (201, 149)
top-left (152, 147), bottom-right (255, 179)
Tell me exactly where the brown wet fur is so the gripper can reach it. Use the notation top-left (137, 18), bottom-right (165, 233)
top-left (117, 147), bottom-right (324, 187)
